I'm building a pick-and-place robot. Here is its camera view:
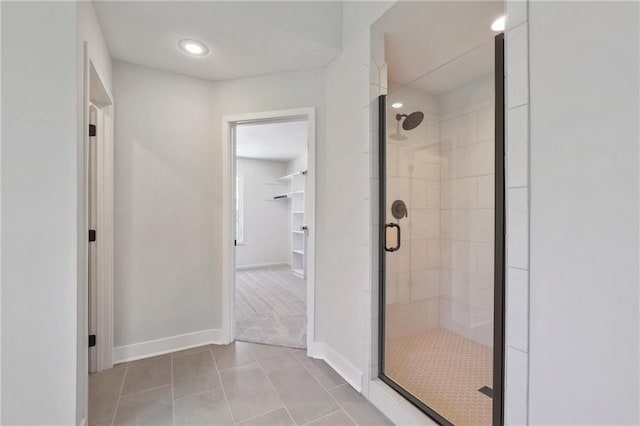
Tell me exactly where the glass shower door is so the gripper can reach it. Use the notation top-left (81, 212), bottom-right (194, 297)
top-left (378, 35), bottom-right (504, 426)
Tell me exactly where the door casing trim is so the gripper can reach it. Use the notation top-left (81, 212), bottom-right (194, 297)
top-left (221, 107), bottom-right (316, 350)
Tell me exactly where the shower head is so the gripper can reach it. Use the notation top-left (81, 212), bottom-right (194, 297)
top-left (396, 111), bottom-right (424, 131)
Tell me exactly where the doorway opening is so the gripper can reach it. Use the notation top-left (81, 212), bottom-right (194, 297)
top-left (222, 108), bottom-right (316, 350)
top-left (235, 120), bottom-right (308, 348)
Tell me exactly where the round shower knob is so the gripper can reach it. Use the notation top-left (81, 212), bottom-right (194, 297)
top-left (391, 200), bottom-right (408, 219)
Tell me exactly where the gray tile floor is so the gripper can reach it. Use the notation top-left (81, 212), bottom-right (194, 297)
top-left (89, 342), bottom-right (393, 426)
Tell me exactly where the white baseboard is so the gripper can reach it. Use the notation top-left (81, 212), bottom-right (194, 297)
top-left (113, 328), bottom-right (224, 363)
top-left (308, 343), bottom-right (362, 392)
top-left (235, 262), bottom-right (289, 271)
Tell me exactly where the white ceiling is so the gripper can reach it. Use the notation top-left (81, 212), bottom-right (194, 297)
top-left (236, 120), bottom-right (307, 161)
top-left (374, 1), bottom-right (504, 95)
top-left (94, 1), bottom-right (343, 81)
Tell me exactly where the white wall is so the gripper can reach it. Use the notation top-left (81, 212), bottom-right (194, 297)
top-left (113, 61), bottom-right (325, 350)
top-left (342, 1), bottom-right (395, 49)
top-left (286, 153), bottom-right (308, 175)
top-left (316, 29), bottom-right (372, 387)
top-left (528, 2), bottom-right (639, 424)
top-left (78, 1), bottom-right (113, 96)
top-left (1, 2), bottom-right (79, 423)
top-left (235, 158), bottom-right (290, 268)
top-left (114, 62), bottom-right (220, 347)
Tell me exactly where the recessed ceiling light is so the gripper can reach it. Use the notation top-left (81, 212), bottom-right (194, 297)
top-left (491, 15), bottom-right (506, 32)
top-left (391, 102), bottom-right (403, 109)
top-left (178, 39), bottom-right (209, 56)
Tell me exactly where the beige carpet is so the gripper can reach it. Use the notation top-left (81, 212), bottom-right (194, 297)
top-left (385, 328), bottom-right (493, 426)
top-left (235, 265), bottom-right (306, 348)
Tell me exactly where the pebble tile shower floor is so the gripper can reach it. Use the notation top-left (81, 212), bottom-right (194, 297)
top-left (89, 342), bottom-right (393, 426)
top-left (386, 328), bottom-right (493, 426)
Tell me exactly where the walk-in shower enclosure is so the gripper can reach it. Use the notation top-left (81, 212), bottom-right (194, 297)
top-left (375, 3), bottom-right (505, 424)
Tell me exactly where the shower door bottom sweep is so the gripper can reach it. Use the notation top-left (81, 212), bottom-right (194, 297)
top-left (378, 33), bottom-right (505, 426)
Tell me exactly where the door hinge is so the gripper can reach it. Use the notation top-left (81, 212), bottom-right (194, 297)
top-left (89, 124), bottom-right (97, 137)
top-left (89, 334), bottom-right (96, 348)
top-left (89, 229), bottom-right (96, 242)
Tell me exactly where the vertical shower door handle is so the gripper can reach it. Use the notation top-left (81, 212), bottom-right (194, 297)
top-left (384, 223), bottom-right (401, 252)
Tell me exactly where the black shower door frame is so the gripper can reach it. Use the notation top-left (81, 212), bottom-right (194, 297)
top-left (377, 33), bottom-right (506, 426)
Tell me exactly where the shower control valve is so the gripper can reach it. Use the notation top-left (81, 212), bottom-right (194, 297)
top-left (391, 200), bottom-right (408, 219)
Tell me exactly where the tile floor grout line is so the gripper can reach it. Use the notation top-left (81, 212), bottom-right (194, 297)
top-left (170, 346), bottom-right (211, 359)
top-left (235, 406), bottom-right (285, 426)
top-left (300, 408), bottom-right (343, 426)
top-left (291, 350), bottom-right (360, 426)
top-left (210, 348), bottom-right (238, 425)
top-left (172, 386), bottom-right (219, 403)
top-left (216, 361), bottom-right (259, 373)
top-left (293, 352), bottom-right (347, 393)
top-left (292, 351), bottom-right (324, 385)
top-left (119, 383), bottom-right (173, 398)
top-left (214, 341), bottom-right (259, 373)
top-left (329, 383), bottom-right (348, 390)
top-left (300, 361), bottom-right (358, 425)
top-left (170, 356), bottom-right (220, 402)
top-left (110, 362), bottom-right (129, 426)
top-left (218, 361), bottom-right (258, 373)
top-left (293, 352), bottom-right (345, 394)
top-left (326, 383), bottom-right (348, 392)
top-left (249, 344), bottom-right (297, 425)
top-left (318, 385), bottom-right (360, 426)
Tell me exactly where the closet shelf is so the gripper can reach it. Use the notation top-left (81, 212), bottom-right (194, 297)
top-left (276, 171), bottom-right (304, 181)
top-left (269, 191), bottom-right (303, 200)
top-left (272, 168), bottom-right (306, 278)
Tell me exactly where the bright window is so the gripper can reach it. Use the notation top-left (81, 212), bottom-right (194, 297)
top-left (235, 175), bottom-right (244, 244)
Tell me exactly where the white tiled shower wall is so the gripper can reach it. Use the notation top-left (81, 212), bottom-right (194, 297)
top-left (383, 78), bottom-right (496, 348)
top-left (439, 76), bottom-right (495, 348)
top-left (504, 0), bottom-right (530, 424)
top-left (384, 91), bottom-right (441, 342)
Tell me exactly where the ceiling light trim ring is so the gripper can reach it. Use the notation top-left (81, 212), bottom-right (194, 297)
top-left (178, 39), bottom-right (209, 56)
